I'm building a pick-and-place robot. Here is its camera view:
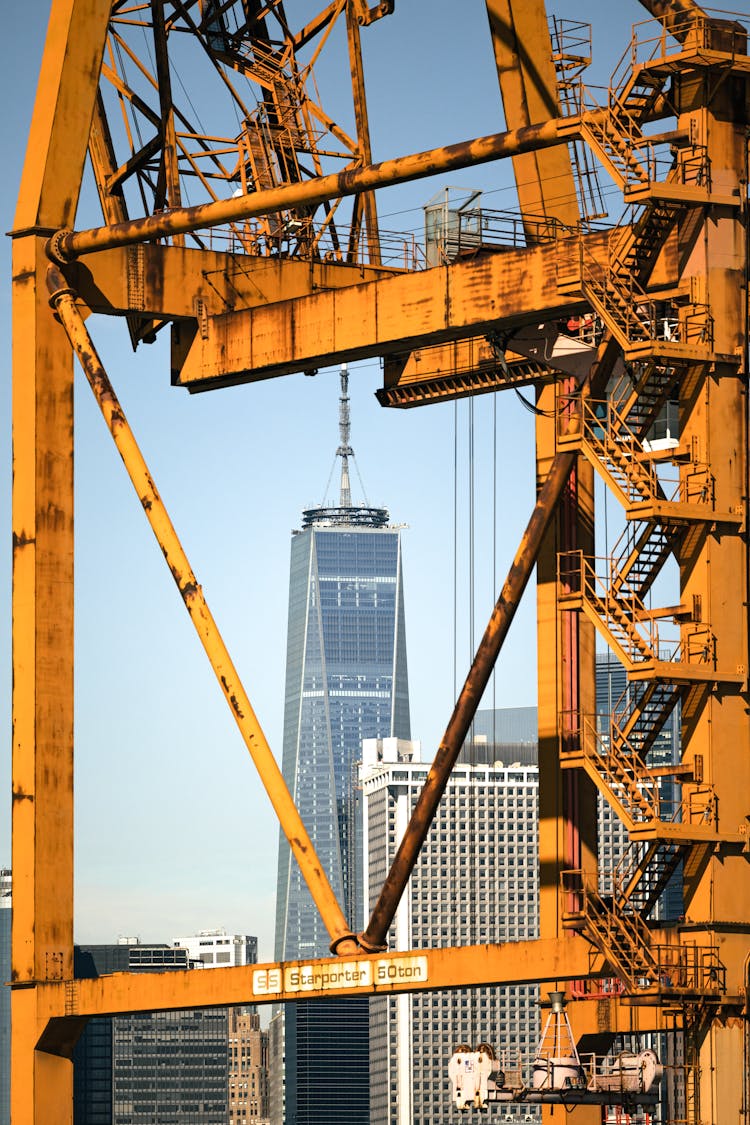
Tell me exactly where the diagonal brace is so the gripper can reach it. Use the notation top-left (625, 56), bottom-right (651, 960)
top-left (46, 264), bottom-right (358, 956)
top-left (360, 443), bottom-right (578, 951)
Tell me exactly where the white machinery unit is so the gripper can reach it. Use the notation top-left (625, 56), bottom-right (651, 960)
top-left (448, 1045), bottom-right (504, 1110)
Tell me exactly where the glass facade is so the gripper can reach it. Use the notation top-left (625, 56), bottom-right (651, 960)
top-left (112, 1007), bottom-right (228, 1125)
top-left (73, 945), bottom-right (230, 1125)
top-left (275, 522), bottom-right (410, 960)
top-left (274, 516), bottom-right (410, 1125)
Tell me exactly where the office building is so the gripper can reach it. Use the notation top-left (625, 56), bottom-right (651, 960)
top-left (74, 942), bottom-right (228, 1125)
top-left (172, 928), bottom-right (257, 968)
top-left (0, 870), bottom-right (10, 1125)
top-left (272, 369), bottom-right (410, 1125)
top-left (362, 735), bottom-right (541, 1125)
top-left (171, 930), bottom-right (267, 1125)
top-left (362, 679), bottom-right (679, 1125)
top-left (229, 1009), bottom-right (269, 1125)
top-left (74, 934), bottom-right (264, 1125)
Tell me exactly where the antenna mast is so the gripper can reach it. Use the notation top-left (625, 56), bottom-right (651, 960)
top-left (337, 364), bottom-right (353, 509)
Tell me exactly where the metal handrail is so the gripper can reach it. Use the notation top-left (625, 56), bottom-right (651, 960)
top-left (630, 10), bottom-right (750, 69)
top-left (560, 709), bottom-right (660, 821)
top-left (558, 549), bottom-right (660, 664)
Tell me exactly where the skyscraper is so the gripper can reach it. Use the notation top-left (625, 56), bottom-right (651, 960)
top-left (272, 368), bottom-right (410, 1125)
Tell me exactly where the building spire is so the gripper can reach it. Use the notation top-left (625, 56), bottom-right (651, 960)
top-left (301, 365), bottom-right (389, 528)
top-left (337, 364), bottom-right (352, 508)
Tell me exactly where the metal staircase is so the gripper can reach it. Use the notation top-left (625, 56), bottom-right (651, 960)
top-left (615, 838), bottom-right (685, 916)
top-left (610, 520), bottom-right (674, 601)
top-left (609, 356), bottom-right (683, 440)
top-left (558, 396), bottom-right (668, 509)
top-left (614, 678), bottom-right (684, 760)
top-left (563, 711), bottom-right (660, 827)
top-left (562, 869), bottom-right (660, 987)
top-left (609, 200), bottom-right (686, 287)
top-left (559, 551), bottom-right (661, 668)
top-left (579, 108), bottom-right (651, 193)
top-left (562, 869), bottom-right (727, 996)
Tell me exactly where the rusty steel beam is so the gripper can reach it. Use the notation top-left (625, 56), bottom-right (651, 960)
top-left (173, 230), bottom-right (626, 390)
top-left (636, 0), bottom-right (709, 34)
top-left (45, 265), bottom-right (359, 957)
top-left (49, 115), bottom-right (595, 261)
top-left (36, 936), bottom-right (598, 1030)
top-left (61, 244), bottom-right (398, 321)
top-left (11, 3), bottom-right (112, 1121)
top-left (360, 446), bottom-right (577, 951)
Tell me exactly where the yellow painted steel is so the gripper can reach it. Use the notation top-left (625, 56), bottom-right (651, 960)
top-left (46, 268), bottom-right (359, 959)
top-left (173, 230), bottom-right (618, 389)
top-left (485, 0), bottom-right (581, 229)
top-left (52, 113), bottom-right (594, 261)
top-left (11, 235), bottom-right (77, 1125)
top-left (11, 2), bottom-right (111, 1122)
top-left (10, 2), bottom-right (750, 1123)
top-left (38, 937), bottom-right (598, 1024)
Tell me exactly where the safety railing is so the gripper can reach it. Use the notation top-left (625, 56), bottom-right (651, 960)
top-left (628, 10), bottom-right (750, 70)
top-left (426, 206), bottom-right (564, 265)
top-left (561, 869), bottom-right (658, 983)
top-left (562, 870), bottom-right (728, 994)
top-left (200, 217), bottom-right (426, 268)
top-left (558, 394), bottom-right (717, 508)
top-left (558, 549), bottom-right (690, 666)
top-left (559, 709), bottom-right (660, 823)
top-left (557, 396), bottom-right (666, 498)
top-left (649, 942), bottom-right (726, 995)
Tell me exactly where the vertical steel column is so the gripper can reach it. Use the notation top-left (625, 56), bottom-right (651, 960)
top-left (673, 46), bottom-right (750, 1122)
top-left (11, 3), bottom-right (111, 1122)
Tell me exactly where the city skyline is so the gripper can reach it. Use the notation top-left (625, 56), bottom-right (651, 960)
top-left (72, 931), bottom-right (267, 1125)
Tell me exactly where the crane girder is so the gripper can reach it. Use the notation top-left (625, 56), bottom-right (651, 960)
top-left (170, 227), bottom-right (678, 391)
top-left (63, 244), bottom-right (398, 320)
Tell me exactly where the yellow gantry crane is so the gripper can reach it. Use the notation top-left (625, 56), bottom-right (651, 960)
top-left (9, 0), bottom-right (750, 1122)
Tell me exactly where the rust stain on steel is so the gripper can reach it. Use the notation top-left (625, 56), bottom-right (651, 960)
top-left (221, 677), bottom-right (246, 719)
top-left (12, 788), bottom-right (34, 803)
top-left (51, 116), bottom-right (588, 261)
top-left (12, 531), bottom-right (35, 550)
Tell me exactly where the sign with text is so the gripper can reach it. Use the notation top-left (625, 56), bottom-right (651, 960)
top-left (252, 955), bottom-right (429, 997)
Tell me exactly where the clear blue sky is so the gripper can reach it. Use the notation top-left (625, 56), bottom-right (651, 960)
top-left (2, 0), bottom-right (640, 958)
